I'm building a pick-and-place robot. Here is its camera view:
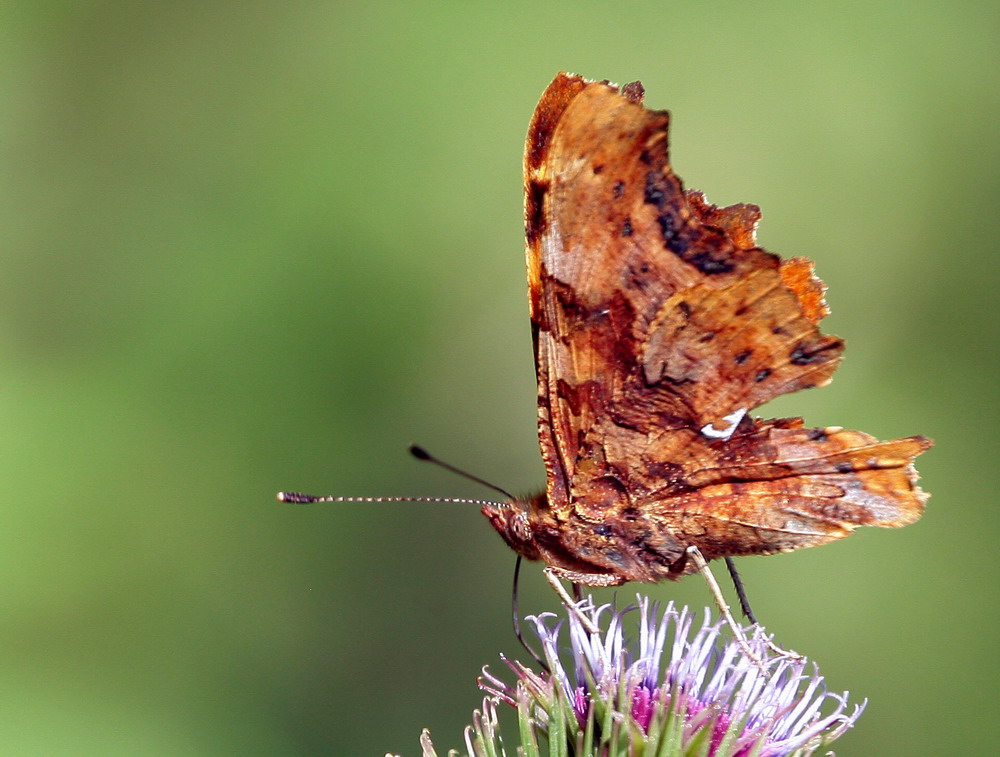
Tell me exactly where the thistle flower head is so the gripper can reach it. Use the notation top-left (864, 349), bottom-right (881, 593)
top-left (411, 596), bottom-right (865, 757)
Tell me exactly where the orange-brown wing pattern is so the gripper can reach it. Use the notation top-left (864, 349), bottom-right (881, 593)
top-left (519, 73), bottom-right (929, 578)
top-left (645, 422), bottom-right (931, 573)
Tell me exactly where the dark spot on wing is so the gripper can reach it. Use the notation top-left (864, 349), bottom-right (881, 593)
top-left (620, 80), bottom-right (645, 102)
top-left (644, 172), bottom-right (667, 208)
top-left (663, 224), bottom-right (692, 255)
top-left (790, 342), bottom-right (835, 365)
top-left (646, 186), bottom-right (736, 275)
top-left (525, 178), bottom-right (548, 246)
top-left (687, 251), bottom-right (734, 274)
top-left (646, 460), bottom-right (686, 486)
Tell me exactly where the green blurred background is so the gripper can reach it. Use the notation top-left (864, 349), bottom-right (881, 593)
top-left (1, 1), bottom-right (996, 754)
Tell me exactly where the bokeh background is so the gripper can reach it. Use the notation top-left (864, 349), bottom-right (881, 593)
top-left (2, 1), bottom-right (996, 754)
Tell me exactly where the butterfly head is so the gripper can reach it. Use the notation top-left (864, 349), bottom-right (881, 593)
top-left (481, 495), bottom-right (545, 562)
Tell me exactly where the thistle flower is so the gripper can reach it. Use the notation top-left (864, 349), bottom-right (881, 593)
top-left (407, 596), bottom-right (865, 757)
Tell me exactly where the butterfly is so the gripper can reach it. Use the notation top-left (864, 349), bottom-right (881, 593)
top-left (279, 74), bottom-right (931, 652)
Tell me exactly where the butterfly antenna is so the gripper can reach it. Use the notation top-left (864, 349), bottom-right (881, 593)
top-left (276, 492), bottom-right (506, 506)
top-left (276, 446), bottom-right (515, 507)
top-left (409, 445), bottom-right (516, 501)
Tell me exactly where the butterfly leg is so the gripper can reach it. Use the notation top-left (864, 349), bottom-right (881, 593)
top-left (543, 566), bottom-right (622, 635)
top-left (724, 556), bottom-right (759, 624)
top-left (685, 546), bottom-right (766, 672)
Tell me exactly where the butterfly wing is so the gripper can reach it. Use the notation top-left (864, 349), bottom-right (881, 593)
top-left (524, 73), bottom-right (929, 576)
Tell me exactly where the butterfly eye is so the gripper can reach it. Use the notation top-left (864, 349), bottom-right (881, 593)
top-left (510, 512), bottom-right (532, 543)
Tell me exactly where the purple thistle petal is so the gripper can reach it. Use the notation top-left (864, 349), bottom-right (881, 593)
top-left (572, 686), bottom-right (589, 729)
top-left (478, 595), bottom-right (865, 755)
top-left (631, 684), bottom-right (657, 732)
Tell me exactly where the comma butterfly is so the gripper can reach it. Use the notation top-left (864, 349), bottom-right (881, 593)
top-left (480, 73), bottom-right (931, 598)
